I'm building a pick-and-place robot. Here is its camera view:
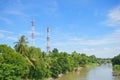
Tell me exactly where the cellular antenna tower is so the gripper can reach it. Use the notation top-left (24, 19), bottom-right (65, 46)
top-left (31, 19), bottom-right (35, 46)
top-left (46, 27), bottom-right (50, 53)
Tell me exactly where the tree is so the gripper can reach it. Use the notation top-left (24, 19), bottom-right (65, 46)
top-left (50, 48), bottom-right (59, 57)
top-left (71, 51), bottom-right (81, 67)
top-left (14, 35), bottom-right (29, 55)
top-left (0, 45), bottom-right (29, 79)
top-left (28, 47), bottom-right (51, 79)
top-left (50, 59), bottom-right (62, 78)
top-left (80, 53), bottom-right (88, 66)
top-left (88, 55), bottom-right (97, 63)
top-left (112, 54), bottom-right (120, 65)
top-left (0, 44), bottom-right (15, 54)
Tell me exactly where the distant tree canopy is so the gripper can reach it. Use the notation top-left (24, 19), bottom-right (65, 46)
top-left (112, 54), bottom-right (120, 65)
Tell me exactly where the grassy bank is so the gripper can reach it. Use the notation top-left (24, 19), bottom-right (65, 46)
top-left (85, 63), bottom-right (99, 68)
top-left (73, 63), bottom-right (98, 72)
top-left (113, 65), bottom-right (120, 76)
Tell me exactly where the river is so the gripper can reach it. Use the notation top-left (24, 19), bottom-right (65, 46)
top-left (57, 64), bottom-right (120, 80)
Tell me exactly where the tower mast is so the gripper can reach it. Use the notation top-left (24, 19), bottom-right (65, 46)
top-left (31, 19), bottom-right (34, 46)
top-left (46, 27), bottom-right (50, 53)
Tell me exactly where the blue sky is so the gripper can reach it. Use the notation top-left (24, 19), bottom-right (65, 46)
top-left (0, 0), bottom-right (120, 58)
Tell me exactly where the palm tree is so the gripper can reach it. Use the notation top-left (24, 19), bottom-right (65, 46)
top-left (14, 35), bottom-right (29, 55)
top-left (14, 35), bottom-right (35, 68)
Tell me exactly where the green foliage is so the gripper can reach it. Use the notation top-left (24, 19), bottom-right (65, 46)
top-left (113, 65), bottom-right (120, 71)
top-left (88, 55), bottom-right (97, 63)
top-left (28, 47), bottom-right (51, 79)
top-left (0, 54), bottom-right (4, 63)
top-left (49, 48), bottom-right (59, 57)
top-left (50, 51), bottom-right (91, 78)
top-left (29, 59), bottom-right (50, 80)
top-left (112, 54), bottom-right (120, 65)
top-left (112, 54), bottom-right (120, 76)
top-left (71, 51), bottom-right (81, 67)
top-left (0, 63), bottom-right (20, 80)
top-left (27, 46), bottom-right (42, 66)
top-left (79, 53), bottom-right (88, 66)
top-left (0, 35), bottom-right (100, 79)
top-left (0, 45), bottom-right (29, 80)
top-left (112, 54), bottom-right (120, 73)
top-left (71, 52), bottom-right (89, 67)
top-left (14, 35), bottom-right (29, 55)
top-left (50, 59), bottom-right (62, 78)
top-left (0, 44), bottom-right (15, 54)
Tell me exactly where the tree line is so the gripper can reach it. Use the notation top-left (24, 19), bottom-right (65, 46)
top-left (0, 35), bottom-right (102, 80)
top-left (112, 54), bottom-right (120, 76)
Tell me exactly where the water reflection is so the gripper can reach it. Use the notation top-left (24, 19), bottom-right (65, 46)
top-left (57, 64), bottom-right (120, 80)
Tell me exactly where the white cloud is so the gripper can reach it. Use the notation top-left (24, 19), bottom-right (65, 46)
top-left (0, 30), bottom-right (14, 34)
top-left (0, 0), bottom-right (29, 26)
top-left (52, 42), bottom-right (67, 46)
top-left (81, 48), bottom-right (95, 52)
top-left (51, 28), bottom-right (120, 58)
top-left (70, 28), bottom-right (120, 46)
top-left (7, 37), bottom-right (17, 41)
top-left (0, 17), bottom-right (13, 25)
top-left (54, 29), bottom-right (120, 46)
top-left (80, 46), bottom-right (120, 58)
top-left (0, 30), bottom-right (17, 41)
top-left (5, 10), bottom-right (28, 17)
top-left (104, 5), bottom-right (120, 26)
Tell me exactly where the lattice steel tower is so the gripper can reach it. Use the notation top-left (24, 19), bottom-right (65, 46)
top-left (46, 27), bottom-right (50, 53)
top-left (31, 19), bottom-right (35, 46)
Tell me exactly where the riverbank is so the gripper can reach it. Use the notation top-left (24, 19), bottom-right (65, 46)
top-left (46, 67), bottom-right (83, 80)
top-left (113, 65), bottom-right (120, 76)
top-left (85, 63), bottom-right (99, 68)
top-left (46, 63), bottom-right (98, 80)
top-left (56, 64), bottom-right (115, 80)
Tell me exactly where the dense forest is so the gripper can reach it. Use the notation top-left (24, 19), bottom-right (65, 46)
top-left (0, 35), bottom-right (112, 80)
